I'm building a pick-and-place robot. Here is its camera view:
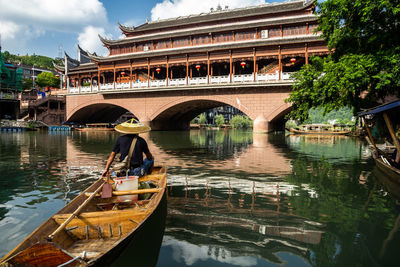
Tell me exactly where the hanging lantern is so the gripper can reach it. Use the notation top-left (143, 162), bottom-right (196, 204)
top-left (156, 67), bottom-right (161, 74)
top-left (240, 61), bottom-right (246, 68)
top-left (55, 74), bottom-right (60, 78)
top-left (290, 58), bottom-right (296, 65)
top-left (195, 64), bottom-right (201, 71)
top-left (121, 71), bottom-right (126, 76)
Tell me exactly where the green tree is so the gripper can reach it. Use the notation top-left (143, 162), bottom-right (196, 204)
top-left (35, 72), bottom-right (59, 88)
top-left (22, 78), bottom-right (33, 91)
top-left (286, 0), bottom-right (400, 121)
top-left (215, 114), bottom-right (225, 128)
top-left (198, 113), bottom-right (207, 124)
top-left (230, 115), bottom-right (252, 129)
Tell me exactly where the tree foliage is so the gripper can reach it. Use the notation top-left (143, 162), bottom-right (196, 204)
top-left (215, 114), bottom-right (225, 127)
top-left (230, 115), bottom-right (252, 129)
top-left (22, 78), bottom-right (33, 91)
top-left (287, 0), bottom-right (400, 121)
top-left (2, 51), bottom-right (61, 70)
top-left (198, 113), bottom-right (207, 124)
top-left (35, 72), bottom-right (60, 88)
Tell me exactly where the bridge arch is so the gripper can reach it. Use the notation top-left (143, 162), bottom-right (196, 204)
top-left (67, 102), bottom-right (134, 123)
top-left (149, 95), bottom-right (253, 130)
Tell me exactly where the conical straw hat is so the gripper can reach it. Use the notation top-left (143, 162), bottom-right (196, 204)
top-left (115, 119), bottom-right (151, 134)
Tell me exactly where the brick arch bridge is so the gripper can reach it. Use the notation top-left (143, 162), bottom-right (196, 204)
top-left (66, 84), bottom-right (292, 132)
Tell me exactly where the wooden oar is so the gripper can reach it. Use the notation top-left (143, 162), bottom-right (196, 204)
top-left (47, 181), bottom-right (105, 241)
top-left (84, 188), bottom-right (161, 197)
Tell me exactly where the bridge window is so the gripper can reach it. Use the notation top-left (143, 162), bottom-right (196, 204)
top-left (283, 25), bottom-right (307, 36)
top-left (173, 38), bottom-right (189, 47)
top-left (156, 40), bottom-right (169, 49)
top-left (235, 30), bottom-right (256, 41)
top-left (193, 35), bottom-right (210, 45)
top-left (213, 33), bottom-right (233, 43)
top-left (268, 28), bottom-right (280, 38)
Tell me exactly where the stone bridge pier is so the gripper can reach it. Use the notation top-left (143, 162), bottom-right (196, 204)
top-left (66, 84), bottom-right (292, 133)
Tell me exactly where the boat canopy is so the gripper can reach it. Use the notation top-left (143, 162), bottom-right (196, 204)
top-left (358, 100), bottom-right (400, 116)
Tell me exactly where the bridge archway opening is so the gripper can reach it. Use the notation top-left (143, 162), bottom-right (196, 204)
top-left (151, 99), bottom-right (250, 131)
top-left (268, 105), bottom-right (292, 131)
top-left (67, 103), bottom-right (132, 124)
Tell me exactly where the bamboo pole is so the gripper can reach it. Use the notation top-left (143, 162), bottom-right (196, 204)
top-left (362, 117), bottom-right (379, 155)
top-left (48, 181), bottom-right (105, 241)
top-left (383, 112), bottom-right (400, 162)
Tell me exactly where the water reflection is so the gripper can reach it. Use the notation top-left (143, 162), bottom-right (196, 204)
top-left (1, 131), bottom-right (400, 266)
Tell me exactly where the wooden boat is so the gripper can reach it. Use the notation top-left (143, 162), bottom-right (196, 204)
top-left (289, 124), bottom-right (351, 135)
top-left (358, 100), bottom-right (400, 181)
top-left (75, 123), bottom-right (115, 132)
top-left (0, 166), bottom-right (167, 266)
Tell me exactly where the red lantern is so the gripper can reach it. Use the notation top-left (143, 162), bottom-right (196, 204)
top-left (195, 64), bottom-right (201, 71)
top-left (121, 71), bottom-right (126, 76)
top-left (240, 61), bottom-right (246, 68)
top-left (290, 58), bottom-right (296, 64)
top-left (55, 74), bottom-right (59, 78)
top-left (156, 67), bottom-right (161, 74)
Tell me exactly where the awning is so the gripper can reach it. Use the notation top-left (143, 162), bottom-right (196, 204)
top-left (358, 100), bottom-right (400, 116)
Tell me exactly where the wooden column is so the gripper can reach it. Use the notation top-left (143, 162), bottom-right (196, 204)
top-left (170, 38), bottom-right (173, 48)
top-left (190, 36), bottom-right (193, 46)
top-left (130, 60), bottom-right (133, 89)
top-left (113, 63), bottom-right (116, 89)
top-left (306, 23), bottom-right (309, 34)
top-left (278, 45), bottom-right (282, 80)
top-left (190, 67), bottom-right (192, 79)
top-left (90, 75), bottom-right (93, 91)
top-left (211, 66), bottom-right (213, 77)
top-left (78, 74), bottom-right (81, 93)
top-left (186, 54), bottom-right (189, 85)
top-left (253, 48), bottom-right (257, 82)
top-left (210, 33), bottom-right (213, 44)
top-left (232, 31), bottom-right (235, 41)
top-left (207, 52), bottom-right (210, 84)
top-left (98, 69), bottom-right (101, 90)
top-left (280, 25), bottom-right (283, 37)
top-left (147, 58), bottom-right (150, 87)
top-left (229, 50), bottom-right (232, 83)
top-left (305, 43), bottom-right (309, 65)
top-left (170, 69), bottom-right (173, 79)
top-left (383, 113), bottom-right (400, 161)
top-left (166, 56), bottom-right (169, 86)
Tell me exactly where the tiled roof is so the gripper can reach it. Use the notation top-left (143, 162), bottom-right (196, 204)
top-left (101, 14), bottom-right (318, 46)
top-left (120, 0), bottom-right (314, 33)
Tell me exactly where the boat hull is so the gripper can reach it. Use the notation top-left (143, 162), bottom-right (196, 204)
top-left (289, 128), bottom-right (351, 135)
top-left (0, 166), bottom-right (167, 266)
top-left (373, 154), bottom-right (400, 182)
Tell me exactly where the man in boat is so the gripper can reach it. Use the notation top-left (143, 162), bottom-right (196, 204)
top-left (102, 119), bottom-right (154, 177)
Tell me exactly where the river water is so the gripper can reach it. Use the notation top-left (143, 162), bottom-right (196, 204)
top-left (0, 130), bottom-right (399, 266)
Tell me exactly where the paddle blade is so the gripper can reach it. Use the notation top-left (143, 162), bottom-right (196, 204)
top-left (101, 182), bottom-right (113, 198)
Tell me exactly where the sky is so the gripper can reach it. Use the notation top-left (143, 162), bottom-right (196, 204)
top-left (0, 0), bottom-right (283, 59)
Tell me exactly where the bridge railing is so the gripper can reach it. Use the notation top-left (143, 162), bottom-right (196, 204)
top-left (68, 71), bottom-right (294, 94)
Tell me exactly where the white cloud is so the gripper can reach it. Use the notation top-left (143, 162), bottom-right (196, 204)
top-left (78, 26), bottom-right (111, 56)
top-left (0, 0), bottom-right (108, 55)
top-left (151, 0), bottom-right (266, 21)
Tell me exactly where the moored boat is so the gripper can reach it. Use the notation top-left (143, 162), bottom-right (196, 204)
top-left (358, 100), bottom-right (400, 181)
top-left (289, 124), bottom-right (351, 135)
top-left (0, 166), bottom-right (167, 266)
top-left (75, 123), bottom-right (115, 132)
